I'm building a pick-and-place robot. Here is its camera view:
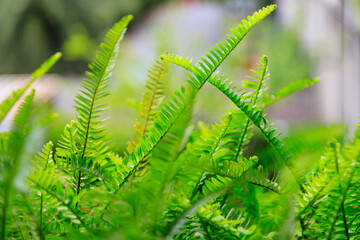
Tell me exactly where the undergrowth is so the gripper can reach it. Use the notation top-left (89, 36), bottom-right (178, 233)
top-left (0, 5), bottom-right (359, 240)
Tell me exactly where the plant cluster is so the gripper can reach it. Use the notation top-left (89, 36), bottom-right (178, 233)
top-left (0, 5), bottom-right (359, 239)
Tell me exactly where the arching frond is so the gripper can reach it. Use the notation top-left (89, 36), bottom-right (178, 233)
top-left (262, 78), bottom-right (319, 107)
top-left (0, 53), bottom-right (61, 124)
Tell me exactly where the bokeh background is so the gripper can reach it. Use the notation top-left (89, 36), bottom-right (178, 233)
top-left (0, 0), bottom-right (359, 154)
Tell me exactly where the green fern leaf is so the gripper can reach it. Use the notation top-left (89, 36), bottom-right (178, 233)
top-left (0, 53), bottom-right (61, 124)
top-left (262, 78), bottom-right (319, 107)
top-left (55, 16), bottom-right (132, 196)
top-left (1, 90), bottom-right (36, 240)
top-left (74, 15), bottom-right (132, 160)
top-left (207, 73), bottom-right (303, 188)
top-left (34, 141), bottom-right (54, 170)
top-left (126, 58), bottom-right (170, 155)
top-left (28, 168), bottom-right (89, 230)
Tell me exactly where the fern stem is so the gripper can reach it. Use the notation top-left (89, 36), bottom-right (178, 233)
top-left (340, 203), bottom-right (350, 240)
top-left (76, 171), bottom-right (82, 195)
top-left (247, 181), bottom-right (279, 194)
top-left (234, 119), bottom-right (251, 161)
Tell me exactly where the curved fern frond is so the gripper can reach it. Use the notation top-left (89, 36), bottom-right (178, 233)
top-left (199, 156), bottom-right (258, 183)
top-left (248, 177), bottom-right (281, 194)
top-left (262, 78), bottom-right (319, 107)
top-left (0, 53), bottom-right (61, 124)
top-left (162, 5), bottom-right (276, 77)
top-left (8, 90), bottom-right (36, 157)
top-left (117, 5), bottom-right (277, 190)
top-left (161, 55), bottom-right (269, 161)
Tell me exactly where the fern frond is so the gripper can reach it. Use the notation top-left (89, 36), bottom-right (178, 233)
top-left (0, 53), bottom-right (61, 124)
top-left (56, 16), bottom-right (132, 197)
top-left (296, 138), bottom-right (360, 239)
top-left (199, 156), bottom-right (258, 183)
top-left (262, 78), bottom-right (319, 107)
top-left (12, 89), bottom-right (35, 134)
top-left (74, 15), bottom-right (132, 160)
top-left (164, 191), bottom-right (223, 240)
top-left (162, 5), bottom-right (276, 78)
top-left (242, 55), bottom-right (269, 106)
top-left (126, 58), bottom-right (170, 155)
top-left (188, 114), bottom-right (233, 199)
top-left (196, 203), bottom-right (256, 239)
top-left (28, 168), bottom-right (89, 230)
top-left (1, 90), bottom-right (36, 240)
top-left (0, 132), bottom-right (10, 155)
top-left (34, 141), bottom-right (54, 170)
top-left (159, 54), bottom-right (193, 72)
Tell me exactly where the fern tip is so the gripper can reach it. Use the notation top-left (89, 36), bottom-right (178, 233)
top-left (54, 52), bottom-right (62, 59)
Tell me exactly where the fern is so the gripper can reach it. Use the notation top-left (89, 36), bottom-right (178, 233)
top-left (3, 4), bottom-right (360, 240)
top-left (117, 5), bottom-right (277, 190)
top-left (262, 77), bottom-right (319, 107)
top-left (1, 90), bottom-right (35, 240)
top-left (0, 53), bottom-right (61, 124)
top-left (57, 15), bottom-right (132, 196)
top-left (126, 58), bottom-right (170, 155)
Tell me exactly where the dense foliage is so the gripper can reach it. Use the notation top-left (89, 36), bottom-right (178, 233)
top-left (0, 5), bottom-right (359, 239)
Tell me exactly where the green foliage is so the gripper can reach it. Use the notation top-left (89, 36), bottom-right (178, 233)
top-left (1, 4), bottom-right (359, 240)
top-left (0, 52), bottom-right (61, 123)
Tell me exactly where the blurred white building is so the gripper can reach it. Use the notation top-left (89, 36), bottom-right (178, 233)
top-left (278, 0), bottom-right (360, 132)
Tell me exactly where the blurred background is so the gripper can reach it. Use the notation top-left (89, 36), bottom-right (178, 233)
top-left (0, 0), bottom-right (359, 154)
